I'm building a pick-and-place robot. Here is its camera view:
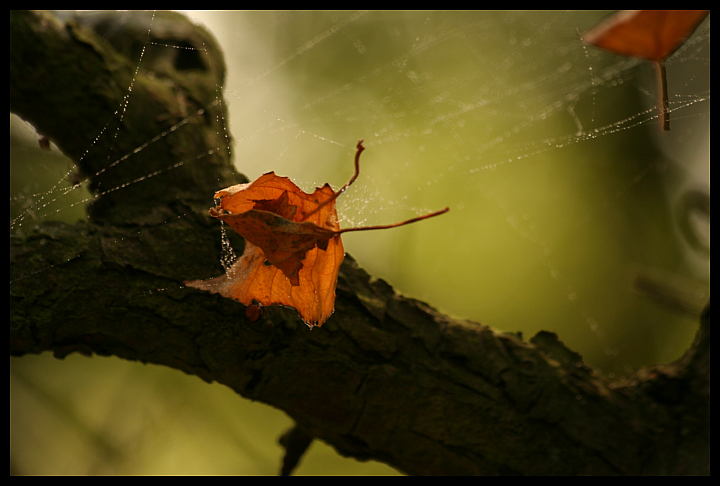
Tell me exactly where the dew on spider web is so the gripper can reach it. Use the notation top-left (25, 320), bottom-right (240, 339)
top-left (11, 10), bottom-right (710, 375)
top-left (10, 10), bottom-right (710, 476)
top-left (219, 222), bottom-right (238, 272)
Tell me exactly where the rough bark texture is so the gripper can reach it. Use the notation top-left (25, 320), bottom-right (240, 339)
top-left (10, 11), bottom-right (710, 475)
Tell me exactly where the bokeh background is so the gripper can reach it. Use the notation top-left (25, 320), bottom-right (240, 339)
top-left (11, 11), bottom-right (709, 475)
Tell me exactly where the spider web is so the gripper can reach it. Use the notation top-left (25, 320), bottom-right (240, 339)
top-left (10, 10), bottom-right (710, 474)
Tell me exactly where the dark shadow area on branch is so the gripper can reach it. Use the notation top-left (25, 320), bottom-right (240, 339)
top-left (10, 11), bottom-right (709, 475)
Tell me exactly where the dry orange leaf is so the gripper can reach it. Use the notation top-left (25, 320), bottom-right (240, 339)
top-left (186, 141), bottom-right (448, 327)
top-left (582, 10), bottom-right (709, 130)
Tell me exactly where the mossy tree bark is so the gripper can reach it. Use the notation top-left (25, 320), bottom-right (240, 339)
top-left (10, 10), bottom-right (709, 475)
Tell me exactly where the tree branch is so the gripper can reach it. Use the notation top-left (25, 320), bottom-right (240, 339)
top-left (10, 10), bottom-right (709, 475)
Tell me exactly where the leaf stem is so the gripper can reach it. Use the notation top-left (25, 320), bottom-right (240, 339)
top-left (337, 207), bottom-right (449, 234)
top-left (655, 61), bottom-right (670, 131)
top-left (302, 140), bottom-right (449, 233)
top-left (301, 140), bottom-right (365, 221)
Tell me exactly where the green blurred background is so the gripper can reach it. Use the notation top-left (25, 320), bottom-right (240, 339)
top-left (11, 11), bottom-right (709, 475)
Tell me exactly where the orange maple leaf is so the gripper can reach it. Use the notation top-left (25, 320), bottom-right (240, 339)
top-left (581, 10), bottom-right (709, 131)
top-left (186, 141), bottom-right (448, 327)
